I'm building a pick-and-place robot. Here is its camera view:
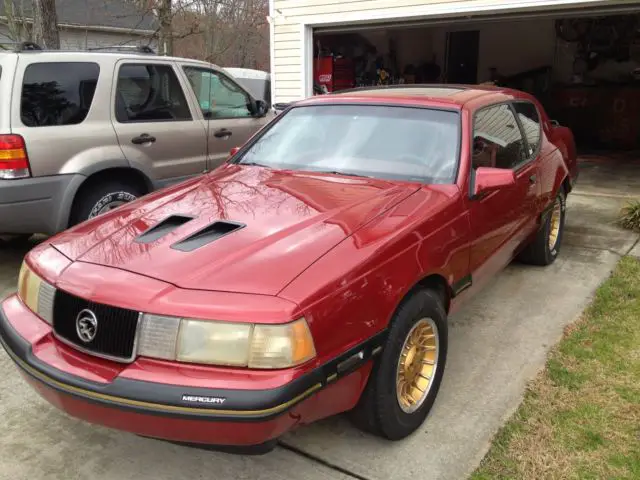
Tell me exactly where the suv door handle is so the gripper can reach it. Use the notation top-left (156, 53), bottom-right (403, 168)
top-left (214, 128), bottom-right (232, 139)
top-left (131, 134), bottom-right (156, 145)
top-left (529, 174), bottom-right (537, 184)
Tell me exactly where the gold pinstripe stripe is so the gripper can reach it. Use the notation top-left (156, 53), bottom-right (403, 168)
top-left (6, 345), bottom-right (322, 417)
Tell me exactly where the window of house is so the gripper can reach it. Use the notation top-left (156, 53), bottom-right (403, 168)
top-left (472, 104), bottom-right (528, 170)
top-left (115, 64), bottom-right (192, 123)
top-left (183, 67), bottom-right (252, 119)
top-left (21, 62), bottom-right (100, 127)
top-left (513, 101), bottom-right (541, 156)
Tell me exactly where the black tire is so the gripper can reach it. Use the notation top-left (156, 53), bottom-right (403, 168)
top-left (349, 289), bottom-right (448, 440)
top-left (70, 179), bottom-right (144, 227)
top-left (518, 189), bottom-right (566, 266)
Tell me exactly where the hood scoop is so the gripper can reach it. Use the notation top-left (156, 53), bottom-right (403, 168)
top-left (136, 215), bottom-right (194, 244)
top-left (171, 220), bottom-right (245, 252)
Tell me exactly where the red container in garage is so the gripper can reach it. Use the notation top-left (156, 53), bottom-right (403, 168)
top-left (313, 56), bottom-right (355, 93)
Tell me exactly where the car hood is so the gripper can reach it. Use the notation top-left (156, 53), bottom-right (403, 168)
top-left (51, 165), bottom-right (420, 295)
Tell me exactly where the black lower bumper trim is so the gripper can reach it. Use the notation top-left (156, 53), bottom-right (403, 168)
top-left (0, 304), bottom-right (387, 422)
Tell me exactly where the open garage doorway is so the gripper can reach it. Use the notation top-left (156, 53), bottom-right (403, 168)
top-left (310, 11), bottom-right (640, 152)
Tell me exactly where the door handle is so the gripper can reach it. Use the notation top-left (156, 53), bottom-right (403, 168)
top-left (213, 128), bottom-right (232, 139)
top-left (131, 134), bottom-right (156, 145)
top-left (529, 174), bottom-right (537, 184)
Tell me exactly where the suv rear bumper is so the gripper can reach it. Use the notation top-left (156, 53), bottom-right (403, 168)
top-left (0, 174), bottom-right (84, 235)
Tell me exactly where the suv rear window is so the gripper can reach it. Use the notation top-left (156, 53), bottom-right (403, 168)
top-left (21, 62), bottom-right (100, 127)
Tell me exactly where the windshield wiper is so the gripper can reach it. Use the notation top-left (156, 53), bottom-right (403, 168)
top-left (241, 161), bottom-right (269, 167)
top-left (319, 170), bottom-right (373, 179)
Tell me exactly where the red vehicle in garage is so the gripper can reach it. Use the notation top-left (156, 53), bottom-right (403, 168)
top-left (0, 85), bottom-right (577, 453)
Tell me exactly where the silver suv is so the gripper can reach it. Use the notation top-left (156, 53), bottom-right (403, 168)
top-left (0, 44), bottom-right (273, 237)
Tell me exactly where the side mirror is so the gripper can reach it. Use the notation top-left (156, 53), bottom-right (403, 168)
top-left (472, 167), bottom-right (516, 199)
top-left (249, 99), bottom-right (268, 117)
top-left (228, 146), bottom-right (240, 159)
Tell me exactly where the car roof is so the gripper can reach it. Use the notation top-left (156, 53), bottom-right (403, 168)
top-left (297, 84), bottom-right (532, 110)
top-left (0, 49), bottom-right (221, 69)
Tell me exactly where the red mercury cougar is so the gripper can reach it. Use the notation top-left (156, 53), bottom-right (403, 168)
top-left (0, 85), bottom-right (578, 453)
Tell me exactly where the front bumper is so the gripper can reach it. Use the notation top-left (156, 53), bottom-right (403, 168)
top-left (0, 174), bottom-right (84, 235)
top-left (0, 295), bottom-right (381, 447)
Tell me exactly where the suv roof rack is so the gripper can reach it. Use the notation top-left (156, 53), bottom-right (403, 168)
top-left (87, 45), bottom-right (156, 54)
top-left (0, 41), bottom-right (43, 52)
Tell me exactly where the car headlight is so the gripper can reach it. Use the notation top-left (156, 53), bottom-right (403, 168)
top-left (17, 261), bottom-right (55, 324)
top-left (138, 314), bottom-right (316, 369)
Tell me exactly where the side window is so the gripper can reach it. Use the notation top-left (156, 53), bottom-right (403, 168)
top-left (183, 67), bottom-right (252, 119)
top-left (115, 64), bottom-right (192, 123)
top-left (21, 62), bottom-right (100, 127)
top-left (472, 104), bottom-right (528, 170)
top-left (513, 102), bottom-right (541, 156)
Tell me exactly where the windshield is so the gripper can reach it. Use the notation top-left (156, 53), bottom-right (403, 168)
top-left (236, 104), bottom-right (460, 183)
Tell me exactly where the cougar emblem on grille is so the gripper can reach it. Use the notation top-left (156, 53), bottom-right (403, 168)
top-left (76, 309), bottom-right (98, 343)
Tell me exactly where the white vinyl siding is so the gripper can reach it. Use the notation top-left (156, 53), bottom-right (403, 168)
top-left (270, 0), bottom-right (639, 103)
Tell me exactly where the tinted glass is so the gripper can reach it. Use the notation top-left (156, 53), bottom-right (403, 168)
top-left (183, 67), bottom-right (251, 119)
top-left (21, 62), bottom-right (99, 127)
top-left (513, 101), bottom-right (541, 156)
top-left (472, 104), bottom-right (528, 170)
top-left (116, 64), bottom-right (191, 123)
top-left (237, 105), bottom-right (460, 184)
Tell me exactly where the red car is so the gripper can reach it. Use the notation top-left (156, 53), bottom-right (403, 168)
top-left (0, 85), bottom-right (577, 452)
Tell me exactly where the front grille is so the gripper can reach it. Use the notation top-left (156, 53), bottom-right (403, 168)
top-left (53, 290), bottom-right (140, 361)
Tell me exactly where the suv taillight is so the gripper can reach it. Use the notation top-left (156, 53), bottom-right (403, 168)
top-left (0, 134), bottom-right (30, 179)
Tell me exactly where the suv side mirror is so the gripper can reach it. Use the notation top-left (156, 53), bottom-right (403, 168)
top-left (255, 99), bottom-right (268, 117)
top-left (472, 167), bottom-right (516, 198)
top-left (248, 99), bottom-right (268, 118)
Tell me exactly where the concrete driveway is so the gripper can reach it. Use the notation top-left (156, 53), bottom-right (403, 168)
top-left (1, 157), bottom-right (638, 480)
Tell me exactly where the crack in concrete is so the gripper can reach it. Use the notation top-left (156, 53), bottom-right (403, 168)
top-left (278, 441), bottom-right (373, 480)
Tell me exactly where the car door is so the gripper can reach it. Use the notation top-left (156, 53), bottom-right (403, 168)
top-left (512, 100), bottom-right (545, 212)
top-left (180, 65), bottom-right (270, 171)
top-left (467, 102), bottom-right (539, 285)
top-left (111, 60), bottom-right (208, 187)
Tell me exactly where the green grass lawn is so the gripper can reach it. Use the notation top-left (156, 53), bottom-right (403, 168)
top-left (471, 256), bottom-right (640, 480)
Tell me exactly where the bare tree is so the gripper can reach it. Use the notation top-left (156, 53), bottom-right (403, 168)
top-left (32, 0), bottom-right (59, 48)
top-left (2, 0), bottom-right (32, 44)
top-left (133, 0), bottom-right (268, 65)
top-left (156, 0), bottom-right (173, 55)
top-left (172, 0), bottom-right (268, 68)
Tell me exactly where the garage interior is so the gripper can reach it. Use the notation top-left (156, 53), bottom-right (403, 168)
top-left (311, 10), bottom-right (640, 153)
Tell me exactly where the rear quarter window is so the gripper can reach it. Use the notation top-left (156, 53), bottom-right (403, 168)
top-left (21, 62), bottom-right (100, 127)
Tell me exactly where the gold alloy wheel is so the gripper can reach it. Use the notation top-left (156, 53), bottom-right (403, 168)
top-left (548, 198), bottom-right (562, 251)
top-left (396, 318), bottom-right (439, 414)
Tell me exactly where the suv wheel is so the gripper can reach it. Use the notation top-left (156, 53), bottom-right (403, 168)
top-left (70, 180), bottom-right (143, 226)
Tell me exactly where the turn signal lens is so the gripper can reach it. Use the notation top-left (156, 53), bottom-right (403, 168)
top-left (248, 318), bottom-right (316, 369)
top-left (18, 262), bottom-right (42, 314)
top-left (17, 261), bottom-right (54, 324)
top-left (0, 134), bottom-right (30, 179)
